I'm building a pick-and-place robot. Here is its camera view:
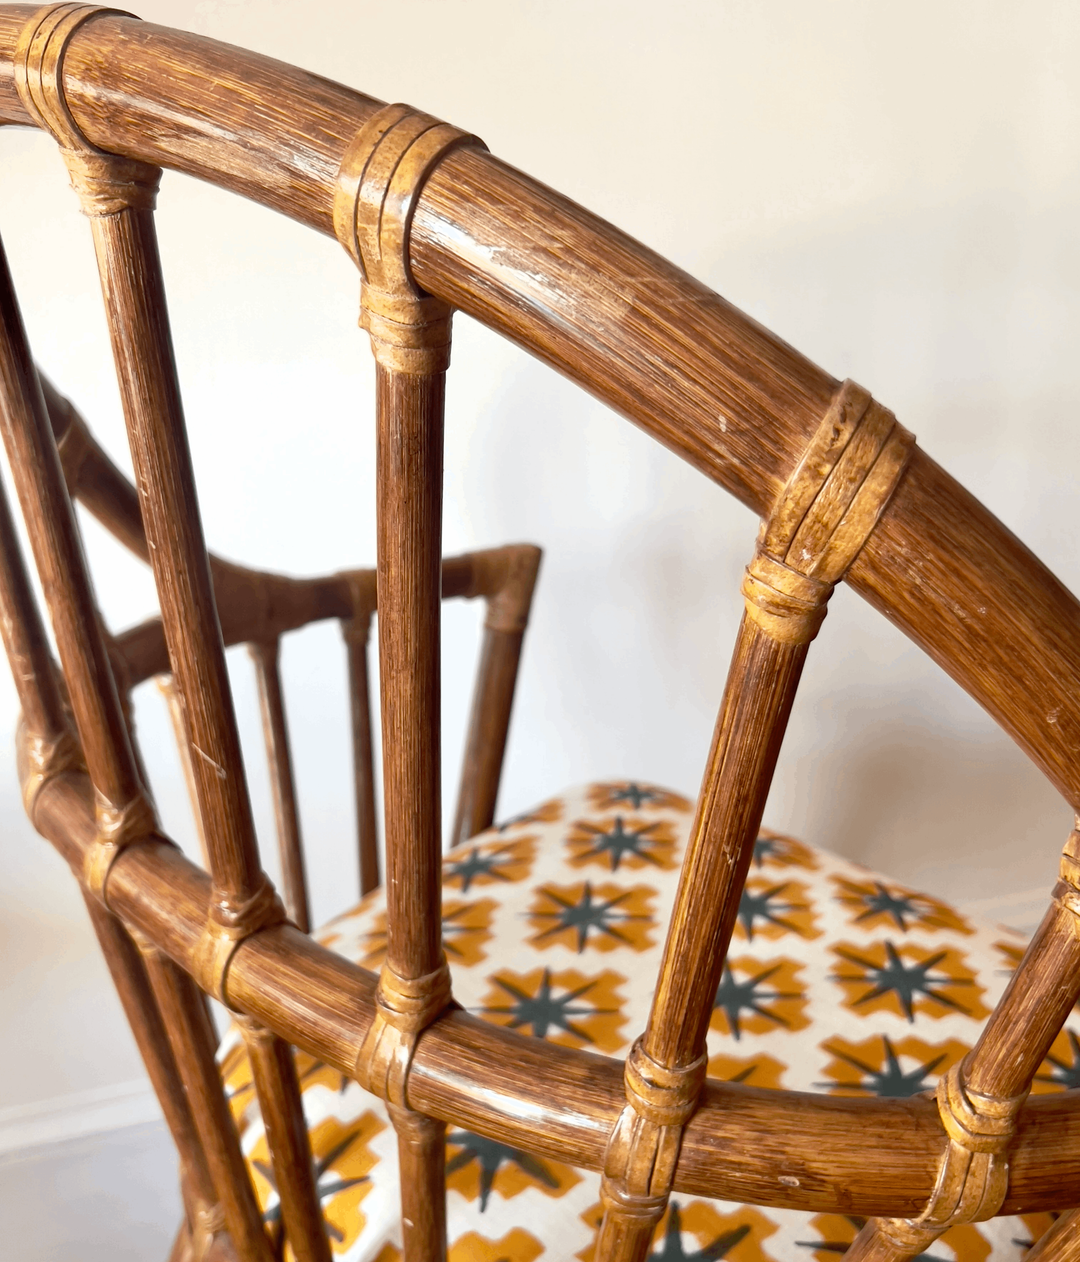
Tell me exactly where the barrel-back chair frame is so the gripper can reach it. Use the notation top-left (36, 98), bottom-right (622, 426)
top-left (2, 5), bottom-right (1080, 1262)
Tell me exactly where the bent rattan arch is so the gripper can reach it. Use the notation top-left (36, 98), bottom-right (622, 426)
top-left (2, 4), bottom-right (1080, 1260)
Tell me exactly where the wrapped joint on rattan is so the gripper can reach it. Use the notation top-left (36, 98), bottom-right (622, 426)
top-left (850, 1062), bottom-right (1026, 1260)
top-left (354, 960), bottom-right (455, 1106)
top-left (598, 1040), bottom-right (707, 1232)
top-left (193, 873), bottom-right (286, 1006)
top-left (744, 379), bottom-right (915, 645)
top-left (333, 102), bottom-right (487, 374)
top-left (15, 5), bottom-right (161, 215)
top-left (1055, 826), bottom-right (1080, 919)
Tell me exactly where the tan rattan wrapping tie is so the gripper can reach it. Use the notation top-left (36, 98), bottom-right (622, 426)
top-left (354, 961), bottom-right (455, 1107)
top-left (333, 102), bottom-right (487, 374)
top-left (193, 874), bottom-right (287, 1006)
top-left (600, 1039), bottom-right (707, 1218)
top-left (1054, 825), bottom-right (1080, 921)
top-left (16, 718), bottom-right (83, 819)
top-left (873, 1063), bottom-right (1026, 1253)
top-left (743, 379), bottom-right (915, 645)
top-left (15, 4), bottom-right (162, 215)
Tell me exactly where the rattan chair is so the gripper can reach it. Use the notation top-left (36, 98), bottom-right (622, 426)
top-left (3, 5), bottom-right (1080, 1261)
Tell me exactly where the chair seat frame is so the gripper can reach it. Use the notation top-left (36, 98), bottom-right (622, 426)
top-left (2, 5), bottom-right (1080, 1261)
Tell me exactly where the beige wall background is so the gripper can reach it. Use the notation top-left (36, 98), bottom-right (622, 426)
top-left (1, 0), bottom-right (1078, 1136)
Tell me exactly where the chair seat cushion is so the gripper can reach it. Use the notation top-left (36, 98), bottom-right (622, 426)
top-left (219, 782), bottom-right (1072, 1260)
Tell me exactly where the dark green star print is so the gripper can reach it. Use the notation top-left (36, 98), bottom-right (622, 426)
top-left (445, 1131), bottom-right (559, 1212)
top-left (833, 941), bottom-right (973, 1022)
top-left (850, 882), bottom-right (925, 930)
top-left (752, 836), bottom-right (778, 867)
top-left (737, 882), bottom-right (806, 940)
top-left (1036, 1029), bottom-right (1080, 1089)
top-left (254, 1126), bottom-right (369, 1243)
top-left (713, 962), bottom-right (800, 1041)
top-left (479, 968), bottom-right (615, 1042)
top-left (445, 844), bottom-right (516, 894)
top-left (573, 816), bottom-right (666, 871)
top-left (650, 1201), bottom-right (750, 1260)
top-left (531, 882), bottom-right (650, 953)
top-left (819, 1035), bottom-right (947, 1097)
top-left (605, 783), bottom-right (663, 809)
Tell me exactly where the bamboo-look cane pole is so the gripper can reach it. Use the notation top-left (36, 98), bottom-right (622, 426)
top-left (11, 8), bottom-right (331, 1259)
top-left (595, 381), bottom-right (914, 1262)
top-left (333, 102), bottom-right (486, 1262)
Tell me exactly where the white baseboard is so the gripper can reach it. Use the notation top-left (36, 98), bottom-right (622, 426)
top-left (0, 1078), bottom-right (162, 1158)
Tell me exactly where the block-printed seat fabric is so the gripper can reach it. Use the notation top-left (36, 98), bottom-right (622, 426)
top-left (218, 783), bottom-right (1075, 1261)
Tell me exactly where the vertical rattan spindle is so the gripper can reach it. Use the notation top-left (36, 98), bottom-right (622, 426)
top-left (450, 545), bottom-right (541, 848)
top-left (334, 104), bottom-right (486, 1262)
top-left (594, 382), bottom-right (914, 1262)
top-left (250, 638), bottom-right (311, 932)
top-left (846, 819), bottom-right (1080, 1262)
top-left (342, 575), bottom-right (380, 896)
top-left (12, 8), bottom-right (330, 1259)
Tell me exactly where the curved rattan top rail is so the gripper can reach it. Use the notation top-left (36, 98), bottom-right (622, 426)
top-left (3, 0), bottom-right (1080, 1227)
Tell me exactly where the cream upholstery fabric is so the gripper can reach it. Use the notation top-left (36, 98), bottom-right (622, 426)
top-left (219, 783), bottom-right (1070, 1261)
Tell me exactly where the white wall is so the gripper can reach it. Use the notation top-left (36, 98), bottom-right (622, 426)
top-left (1, 0), bottom-right (1078, 1129)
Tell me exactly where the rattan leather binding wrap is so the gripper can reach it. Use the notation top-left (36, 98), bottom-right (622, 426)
top-left (333, 102), bottom-right (487, 374)
top-left (354, 962), bottom-right (455, 1106)
top-left (193, 874), bottom-right (286, 1006)
top-left (868, 1065), bottom-right (1026, 1256)
top-left (599, 1040), bottom-right (708, 1224)
top-left (15, 4), bottom-right (161, 215)
top-left (743, 379), bottom-right (915, 644)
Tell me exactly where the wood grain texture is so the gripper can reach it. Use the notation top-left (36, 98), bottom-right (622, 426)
top-left (0, 229), bottom-right (144, 819)
top-left (375, 363), bottom-right (445, 982)
top-left (86, 201), bottom-right (266, 911)
top-left (250, 639), bottom-right (310, 932)
top-left (138, 933), bottom-right (274, 1262)
top-left (9, 5), bottom-right (1080, 1244)
top-left (23, 764), bottom-right (1080, 1218)
top-left (343, 608), bottom-right (380, 896)
top-left (2, 8), bottom-right (1077, 814)
top-left (81, 891), bottom-right (222, 1242)
top-left (236, 1015), bottom-right (331, 1262)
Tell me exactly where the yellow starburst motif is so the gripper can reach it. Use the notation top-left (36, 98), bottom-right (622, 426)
top-left (445, 1129), bottom-right (581, 1209)
top-left (476, 967), bottom-right (627, 1052)
top-left (797, 1214), bottom-right (990, 1262)
top-left (496, 796), bottom-right (564, 831)
top-left (819, 1033), bottom-right (969, 1097)
top-left (752, 828), bottom-right (819, 871)
top-left (247, 1112), bottom-right (385, 1257)
top-left (577, 1198), bottom-right (779, 1262)
top-left (710, 955), bottom-right (810, 1040)
top-left (442, 834), bottom-right (537, 894)
top-left (993, 938), bottom-right (1025, 973)
top-left (526, 881), bottom-right (656, 954)
top-left (733, 876), bottom-right (820, 942)
top-left (707, 1051), bottom-right (787, 1089)
top-left (830, 875), bottom-right (973, 935)
top-left (358, 897), bottom-right (497, 970)
top-left (565, 814), bottom-right (680, 873)
top-left (448, 1229), bottom-right (544, 1261)
top-left (830, 940), bottom-right (990, 1023)
top-left (586, 782), bottom-right (692, 814)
